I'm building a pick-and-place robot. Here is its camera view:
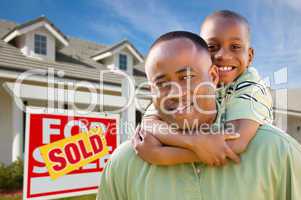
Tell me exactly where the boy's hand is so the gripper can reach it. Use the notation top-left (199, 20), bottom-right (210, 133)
top-left (131, 125), bottom-right (163, 163)
top-left (226, 139), bottom-right (248, 154)
top-left (189, 133), bottom-right (240, 166)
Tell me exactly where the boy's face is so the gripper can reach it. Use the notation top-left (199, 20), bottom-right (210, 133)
top-left (200, 17), bottom-right (254, 85)
top-left (145, 38), bottom-right (218, 129)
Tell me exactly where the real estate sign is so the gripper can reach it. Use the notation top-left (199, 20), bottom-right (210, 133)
top-left (23, 107), bottom-right (119, 200)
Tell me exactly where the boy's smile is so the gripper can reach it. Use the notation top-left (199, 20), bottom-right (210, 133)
top-left (200, 16), bottom-right (254, 85)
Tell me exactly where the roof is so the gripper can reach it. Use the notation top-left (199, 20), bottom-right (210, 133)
top-left (2, 16), bottom-right (69, 47)
top-left (0, 18), bottom-right (146, 86)
top-left (0, 19), bottom-right (16, 39)
top-left (91, 39), bottom-right (144, 62)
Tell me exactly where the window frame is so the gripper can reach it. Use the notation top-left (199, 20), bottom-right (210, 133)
top-left (119, 53), bottom-right (128, 70)
top-left (34, 34), bottom-right (47, 55)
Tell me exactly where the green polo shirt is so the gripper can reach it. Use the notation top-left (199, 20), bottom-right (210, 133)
top-left (217, 67), bottom-right (273, 125)
top-left (97, 124), bottom-right (301, 200)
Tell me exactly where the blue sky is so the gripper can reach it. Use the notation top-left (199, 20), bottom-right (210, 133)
top-left (1, 0), bottom-right (301, 88)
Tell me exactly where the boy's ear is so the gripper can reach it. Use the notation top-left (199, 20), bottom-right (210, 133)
top-left (248, 47), bottom-right (254, 65)
top-left (209, 65), bottom-right (219, 86)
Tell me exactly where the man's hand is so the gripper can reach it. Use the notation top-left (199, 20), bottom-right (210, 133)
top-left (189, 133), bottom-right (241, 166)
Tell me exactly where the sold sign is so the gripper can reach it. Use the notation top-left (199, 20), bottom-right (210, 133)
top-left (39, 127), bottom-right (109, 180)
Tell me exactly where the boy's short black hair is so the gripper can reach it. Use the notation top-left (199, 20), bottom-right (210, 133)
top-left (149, 31), bottom-right (209, 52)
top-left (202, 10), bottom-right (251, 40)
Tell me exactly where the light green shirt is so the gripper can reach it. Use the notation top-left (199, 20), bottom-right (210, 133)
top-left (97, 124), bottom-right (301, 200)
top-left (217, 67), bottom-right (273, 125)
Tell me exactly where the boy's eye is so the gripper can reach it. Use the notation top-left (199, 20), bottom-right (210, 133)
top-left (231, 44), bottom-right (242, 50)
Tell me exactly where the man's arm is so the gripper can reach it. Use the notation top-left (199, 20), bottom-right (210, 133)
top-left (97, 161), bottom-right (124, 200)
top-left (97, 146), bottom-right (128, 200)
top-left (277, 140), bottom-right (301, 199)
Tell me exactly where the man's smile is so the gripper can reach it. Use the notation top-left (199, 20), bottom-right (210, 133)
top-left (175, 102), bottom-right (194, 114)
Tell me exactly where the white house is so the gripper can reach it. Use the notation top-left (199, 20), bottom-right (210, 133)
top-left (273, 88), bottom-right (301, 143)
top-left (0, 16), bottom-right (150, 165)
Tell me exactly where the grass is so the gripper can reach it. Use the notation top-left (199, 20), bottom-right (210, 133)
top-left (0, 194), bottom-right (97, 200)
top-left (0, 195), bottom-right (21, 200)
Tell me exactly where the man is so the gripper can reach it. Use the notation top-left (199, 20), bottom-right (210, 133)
top-left (97, 31), bottom-right (301, 200)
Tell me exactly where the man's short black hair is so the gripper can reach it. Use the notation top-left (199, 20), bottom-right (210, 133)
top-left (149, 31), bottom-right (209, 52)
top-left (201, 10), bottom-right (251, 41)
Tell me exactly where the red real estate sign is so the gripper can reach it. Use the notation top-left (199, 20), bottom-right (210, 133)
top-left (23, 107), bottom-right (120, 200)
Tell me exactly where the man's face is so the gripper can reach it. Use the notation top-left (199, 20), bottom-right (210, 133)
top-left (145, 38), bottom-right (218, 129)
top-left (200, 17), bottom-right (254, 85)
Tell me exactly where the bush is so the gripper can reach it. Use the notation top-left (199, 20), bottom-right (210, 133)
top-left (0, 159), bottom-right (23, 191)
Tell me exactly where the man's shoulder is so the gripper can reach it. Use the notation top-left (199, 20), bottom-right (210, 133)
top-left (110, 141), bottom-right (136, 162)
top-left (251, 124), bottom-right (301, 153)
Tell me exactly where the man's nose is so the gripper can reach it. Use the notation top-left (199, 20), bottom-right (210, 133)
top-left (169, 83), bottom-right (188, 97)
top-left (166, 83), bottom-right (189, 103)
top-left (214, 48), bottom-right (232, 61)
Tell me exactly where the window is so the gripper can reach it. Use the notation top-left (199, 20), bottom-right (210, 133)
top-left (119, 54), bottom-right (127, 70)
top-left (34, 34), bottom-right (47, 55)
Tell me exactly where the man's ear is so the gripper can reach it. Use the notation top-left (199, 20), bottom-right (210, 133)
top-left (248, 47), bottom-right (254, 65)
top-left (209, 65), bottom-right (219, 86)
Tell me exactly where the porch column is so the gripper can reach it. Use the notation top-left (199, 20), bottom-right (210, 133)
top-left (121, 78), bottom-right (136, 142)
top-left (11, 101), bottom-right (23, 162)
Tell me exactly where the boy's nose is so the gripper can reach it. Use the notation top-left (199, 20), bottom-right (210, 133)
top-left (214, 48), bottom-right (233, 61)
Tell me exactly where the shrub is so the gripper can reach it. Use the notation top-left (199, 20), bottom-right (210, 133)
top-left (0, 159), bottom-right (23, 191)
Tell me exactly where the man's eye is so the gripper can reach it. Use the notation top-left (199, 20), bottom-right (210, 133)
top-left (156, 81), bottom-right (169, 88)
top-left (182, 75), bottom-right (195, 80)
top-left (208, 44), bottom-right (218, 51)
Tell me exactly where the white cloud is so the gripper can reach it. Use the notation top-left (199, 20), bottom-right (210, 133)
top-left (98, 0), bottom-right (188, 39)
top-left (90, 21), bottom-right (132, 42)
top-left (249, 0), bottom-right (301, 88)
top-left (284, 0), bottom-right (301, 11)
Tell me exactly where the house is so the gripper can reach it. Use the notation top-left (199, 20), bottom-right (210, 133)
top-left (273, 88), bottom-right (301, 143)
top-left (0, 16), bottom-right (150, 165)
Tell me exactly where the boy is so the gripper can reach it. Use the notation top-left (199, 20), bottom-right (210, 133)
top-left (132, 10), bottom-right (273, 166)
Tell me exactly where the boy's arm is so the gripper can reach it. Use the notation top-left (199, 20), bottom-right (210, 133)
top-left (223, 74), bottom-right (273, 154)
top-left (153, 131), bottom-right (240, 165)
top-left (135, 119), bottom-right (240, 166)
top-left (132, 128), bottom-right (200, 165)
top-left (225, 119), bottom-right (259, 154)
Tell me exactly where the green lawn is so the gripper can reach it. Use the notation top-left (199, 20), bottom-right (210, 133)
top-left (0, 195), bottom-right (21, 200)
top-left (0, 194), bottom-right (96, 200)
